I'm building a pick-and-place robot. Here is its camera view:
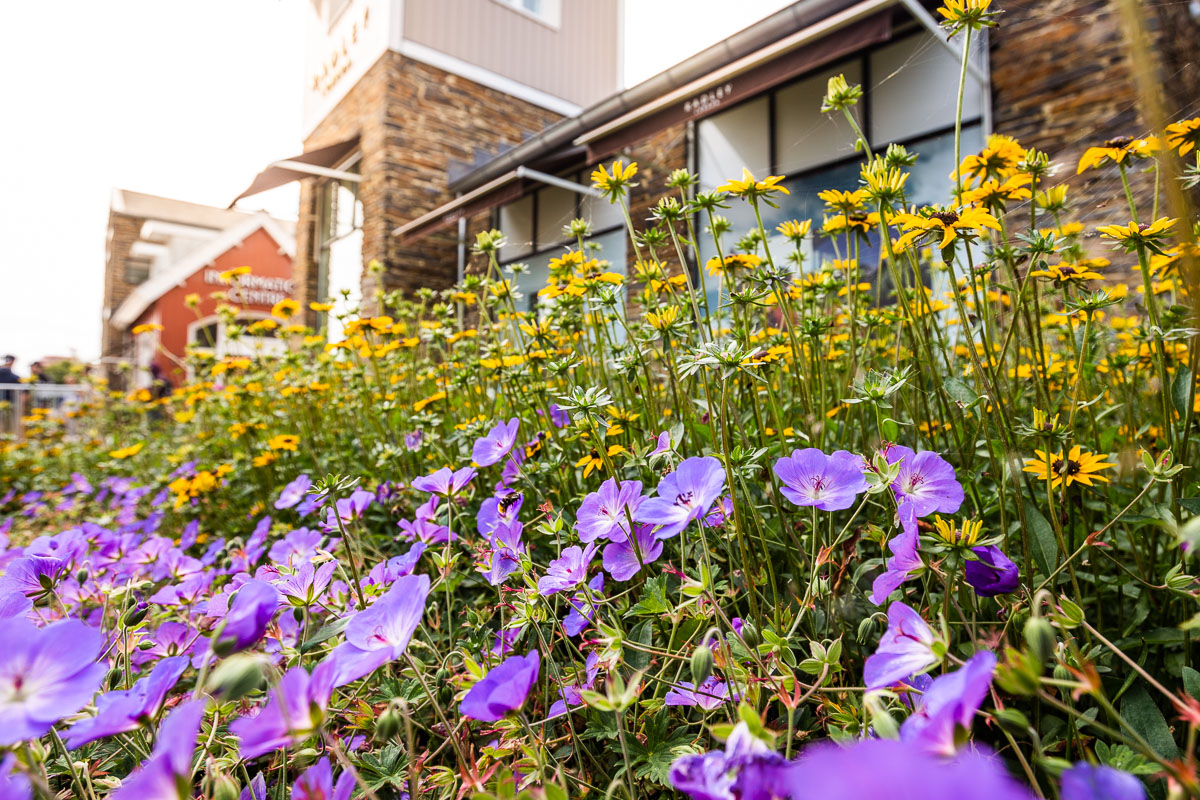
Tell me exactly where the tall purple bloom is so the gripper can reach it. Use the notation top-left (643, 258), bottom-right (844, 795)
top-left (863, 602), bottom-right (940, 690)
top-left (293, 757), bottom-right (355, 800)
top-left (665, 676), bottom-right (734, 711)
top-left (0, 754), bottom-right (30, 800)
top-left (537, 543), bottom-right (598, 596)
top-left (636, 457), bottom-right (727, 539)
top-left (275, 474), bottom-right (313, 510)
top-left (773, 449), bottom-right (868, 511)
top-left (964, 546), bottom-right (1019, 597)
top-left (212, 580), bottom-right (280, 656)
top-left (111, 699), bottom-right (205, 800)
top-left (870, 504), bottom-right (922, 605)
top-left (473, 418), bottom-right (520, 467)
top-left (411, 466), bottom-right (476, 496)
top-left (575, 478), bottom-right (644, 543)
top-left (66, 656), bottom-right (190, 748)
top-left (885, 446), bottom-right (964, 517)
top-left (900, 650), bottom-right (996, 755)
top-left (0, 618), bottom-right (107, 745)
top-left (602, 523), bottom-right (664, 582)
top-left (232, 661), bottom-right (336, 760)
top-left (1061, 763), bottom-right (1145, 800)
top-left (460, 650), bottom-right (540, 722)
top-left (328, 573), bottom-right (430, 687)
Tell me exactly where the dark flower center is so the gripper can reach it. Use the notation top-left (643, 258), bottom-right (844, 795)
top-left (929, 211), bottom-right (960, 225)
top-left (1105, 136), bottom-right (1134, 149)
top-left (674, 491), bottom-right (695, 508)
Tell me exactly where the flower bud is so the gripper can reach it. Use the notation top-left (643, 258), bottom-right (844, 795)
top-left (212, 774), bottom-right (241, 800)
top-left (375, 704), bottom-right (402, 742)
top-left (206, 653), bottom-right (268, 701)
top-left (690, 645), bottom-right (714, 686)
top-left (1023, 616), bottom-right (1056, 664)
top-left (76, 569), bottom-right (89, 584)
top-left (121, 601), bottom-right (149, 628)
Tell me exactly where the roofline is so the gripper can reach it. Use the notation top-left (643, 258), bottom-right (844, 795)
top-left (110, 213), bottom-right (296, 329)
top-left (448, 0), bottom-right (864, 194)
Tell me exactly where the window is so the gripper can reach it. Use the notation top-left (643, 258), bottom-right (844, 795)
top-left (124, 256), bottom-right (152, 285)
top-left (315, 157), bottom-right (363, 340)
top-left (493, 0), bottom-right (561, 27)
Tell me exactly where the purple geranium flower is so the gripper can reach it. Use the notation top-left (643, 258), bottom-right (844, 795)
top-left (232, 661), bottom-right (336, 760)
top-left (1061, 763), bottom-right (1146, 800)
top-left (411, 467), bottom-right (476, 497)
top-left (575, 478), bottom-right (644, 543)
top-left (635, 457), bottom-right (727, 539)
top-left (327, 573), bottom-right (430, 687)
top-left (964, 545), bottom-right (1019, 597)
top-left (0, 617), bottom-right (107, 745)
top-left (111, 699), bottom-right (205, 800)
top-left (65, 655), bottom-right (190, 748)
top-left (649, 431), bottom-right (672, 459)
top-left (404, 430), bottom-right (424, 451)
top-left (321, 489), bottom-right (375, 533)
top-left (293, 757), bottom-right (355, 800)
top-left (777, 738), bottom-right (1034, 800)
top-left (773, 449), bottom-right (868, 512)
top-left (275, 474), bottom-right (313, 511)
top-left (0, 754), bottom-right (30, 800)
top-left (363, 543), bottom-right (426, 589)
top-left (670, 722), bottom-right (787, 800)
top-left (885, 446), bottom-right (964, 517)
top-left (562, 573), bottom-right (604, 637)
top-left (484, 520), bottom-right (525, 586)
top-left (900, 650), bottom-right (996, 755)
top-left (460, 650), bottom-right (540, 722)
top-left (132, 622), bottom-right (204, 667)
top-left (0, 591), bottom-right (32, 620)
top-left (548, 651), bottom-right (600, 718)
top-left (0, 556), bottom-right (68, 600)
top-left (870, 503), bottom-right (922, 605)
top-left (537, 543), bottom-right (598, 596)
top-left (474, 418), bottom-right (520, 467)
top-left (268, 527), bottom-right (326, 566)
top-left (863, 602), bottom-right (940, 690)
top-left (665, 676), bottom-right (735, 711)
top-left (212, 580), bottom-right (280, 656)
top-left (602, 523), bottom-right (664, 581)
top-left (277, 561), bottom-right (339, 607)
top-left (477, 493), bottom-right (522, 539)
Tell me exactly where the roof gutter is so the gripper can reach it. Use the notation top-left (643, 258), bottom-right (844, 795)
top-left (448, 0), bottom-right (872, 194)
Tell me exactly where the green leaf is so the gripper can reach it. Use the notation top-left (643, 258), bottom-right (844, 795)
top-left (1120, 684), bottom-right (1179, 760)
top-left (626, 621), bottom-right (654, 671)
top-left (1183, 666), bottom-right (1200, 701)
top-left (1171, 367), bottom-right (1192, 416)
top-left (1025, 504), bottom-right (1058, 579)
top-left (944, 376), bottom-right (980, 407)
top-left (627, 575), bottom-right (671, 616)
top-left (298, 616), bottom-right (351, 653)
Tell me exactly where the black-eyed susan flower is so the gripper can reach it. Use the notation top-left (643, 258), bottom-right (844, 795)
top-left (131, 323), bottom-right (163, 335)
top-left (109, 442), bottom-right (145, 459)
top-left (776, 219), bottom-right (812, 244)
top-left (717, 168), bottom-right (790, 201)
top-left (892, 206), bottom-right (1001, 251)
top-left (591, 159), bottom-right (638, 202)
top-left (954, 134), bottom-right (1024, 186)
top-left (1165, 117), bottom-right (1200, 157)
top-left (1022, 446), bottom-right (1116, 489)
top-left (267, 434), bottom-right (299, 452)
top-left (932, 515), bottom-right (983, 546)
top-left (937, 0), bottom-right (999, 32)
top-left (1096, 217), bottom-right (1176, 253)
top-left (961, 174), bottom-right (1032, 208)
top-left (271, 299), bottom-right (300, 319)
top-left (1076, 136), bottom-right (1157, 173)
top-left (1030, 259), bottom-right (1106, 286)
top-left (218, 265), bottom-right (252, 283)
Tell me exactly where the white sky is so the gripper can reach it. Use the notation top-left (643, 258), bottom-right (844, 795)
top-left (0, 0), bottom-right (792, 369)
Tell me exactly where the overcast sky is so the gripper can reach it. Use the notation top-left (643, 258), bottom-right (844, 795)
top-left (0, 0), bottom-right (791, 369)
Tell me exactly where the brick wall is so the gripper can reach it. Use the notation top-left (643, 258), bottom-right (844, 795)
top-left (294, 50), bottom-right (564, 326)
top-left (101, 211), bottom-right (144, 369)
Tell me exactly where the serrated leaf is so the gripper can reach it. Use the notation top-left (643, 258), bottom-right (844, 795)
top-left (628, 575), bottom-right (671, 616)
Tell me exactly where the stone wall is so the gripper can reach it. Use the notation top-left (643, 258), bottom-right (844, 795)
top-left (100, 211), bottom-right (144, 368)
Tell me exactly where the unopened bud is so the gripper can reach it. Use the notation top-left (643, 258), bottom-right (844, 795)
top-left (375, 704), bottom-right (402, 742)
top-left (121, 601), bottom-right (149, 628)
top-left (206, 653), bottom-right (267, 701)
top-left (690, 645), bottom-right (714, 686)
top-left (212, 773), bottom-right (240, 800)
top-left (1023, 617), bottom-right (1055, 664)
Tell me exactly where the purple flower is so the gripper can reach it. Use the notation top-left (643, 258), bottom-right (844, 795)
top-left (670, 751), bottom-right (736, 800)
top-left (65, 655), bottom-right (190, 748)
top-left (0, 556), bottom-right (68, 600)
top-left (649, 431), bottom-right (672, 458)
top-left (575, 478), bottom-right (644, 543)
top-left (293, 757), bottom-right (355, 800)
top-left (268, 527), bottom-right (326, 566)
top-left (411, 466), bottom-right (476, 497)
top-left (321, 489), bottom-right (375, 532)
top-left (404, 430), bottom-right (424, 451)
top-left (886, 446), bottom-right (964, 517)
top-left (635, 457), bottom-right (727, 539)
top-left (484, 520), bottom-right (525, 586)
top-left (111, 699), bottom-right (205, 800)
top-left (132, 622), bottom-right (204, 667)
top-left (364, 543), bottom-right (426, 589)
top-left (900, 650), bottom-right (996, 755)
top-left (1061, 763), bottom-right (1146, 800)
top-left (870, 503), bottom-right (922, 605)
top-left (964, 545), bottom-right (1019, 597)
top-left (232, 661), bottom-right (336, 760)
top-left (665, 676), bottom-right (734, 711)
top-left (491, 625), bottom-right (524, 657)
top-left (277, 561), bottom-right (338, 607)
top-left (0, 617), bottom-right (107, 745)
top-left (779, 738), bottom-right (1033, 800)
top-left (275, 474), bottom-right (313, 510)
top-left (537, 543), bottom-right (598, 596)
top-left (563, 574), bottom-right (604, 636)
top-left (602, 523), bottom-right (664, 581)
top-left (863, 602), bottom-right (940, 690)
top-left (396, 516), bottom-right (454, 544)
top-left (477, 493), bottom-right (522, 539)
top-left (213, 580), bottom-right (280, 656)
top-left (670, 722), bottom-right (786, 800)
top-left (548, 404), bottom-right (570, 428)
top-left (460, 650), bottom-right (540, 722)
top-left (0, 754), bottom-right (30, 800)
top-left (328, 573), bottom-right (430, 687)
top-left (773, 449), bottom-right (868, 512)
top-left (548, 652), bottom-right (600, 718)
top-left (474, 418), bottom-right (520, 467)
top-left (0, 591), bottom-right (31, 620)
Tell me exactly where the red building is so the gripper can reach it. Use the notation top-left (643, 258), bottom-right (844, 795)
top-left (104, 198), bottom-right (296, 386)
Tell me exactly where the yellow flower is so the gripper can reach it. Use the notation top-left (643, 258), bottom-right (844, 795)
top-left (1096, 217), bottom-right (1176, 250)
top-left (936, 0), bottom-right (997, 30)
top-left (1022, 446), bottom-right (1116, 489)
top-left (644, 305), bottom-right (680, 330)
top-left (892, 206), bottom-right (1001, 251)
top-left (1031, 408), bottom-right (1060, 433)
top-left (184, 293), bottom-right (201, 308)
top-left (272, 299), bottom-right (300, 319)
top-left (776, 219), bottom-right (812, 242)
top-left (932, 516), bottom-right (982, 546)
top-left (174, 410), bottom-right (195, 424)
top-left (717, 168), bottom-right (790, 199)
top-left (310, 301), bottom-right (335, 312)
top-left (960, 174), bottom-right (1033, 208)
top-left (413, 390), bottom-right (446, 412)
top-left (954, 134), bottom-right (1024, 186)
top-left (1029, 260), bottom-right (1106, 285)
top-left (267, 434), bottom-right (300, 451)
top-left (591, 159), bottom-right (638, 199)
top-left (109, 442), bottom-right (145, 459)
top-left (1165, 117), bottom-right (1200, 156)
top-left (818, 188), bottom-right (868, 213)
top-left (252, 452), bottom-right (277, 468)
top-left (131, 323), bottom-right (163, 335)
top-left (218, 265), bottom-right (252, 283)
top-left (1076, 136), bottom-right (1157, 173)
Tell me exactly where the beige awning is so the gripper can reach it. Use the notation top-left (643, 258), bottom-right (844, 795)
top-left (230, 135), bottom-right (361, 207)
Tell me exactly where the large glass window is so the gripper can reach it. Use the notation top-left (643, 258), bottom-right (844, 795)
top-left (315, 157), bottom-right (363, 340)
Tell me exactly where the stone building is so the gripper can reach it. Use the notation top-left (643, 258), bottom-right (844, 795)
top-left (233, 0), bottom-right (1199, 324)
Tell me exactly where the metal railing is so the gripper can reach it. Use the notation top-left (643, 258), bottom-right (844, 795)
top-left (0, 384), bottom-right (92, 437)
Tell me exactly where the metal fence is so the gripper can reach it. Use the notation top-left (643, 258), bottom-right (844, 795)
top-left (0, 384), bottom-right (92, 437)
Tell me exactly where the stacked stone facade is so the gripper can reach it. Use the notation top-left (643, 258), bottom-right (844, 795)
top-left (101, 211), bottom-right (145, 367)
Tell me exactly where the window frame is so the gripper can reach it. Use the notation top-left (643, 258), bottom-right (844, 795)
top-left (314, 154), bottom-right (364, 303)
